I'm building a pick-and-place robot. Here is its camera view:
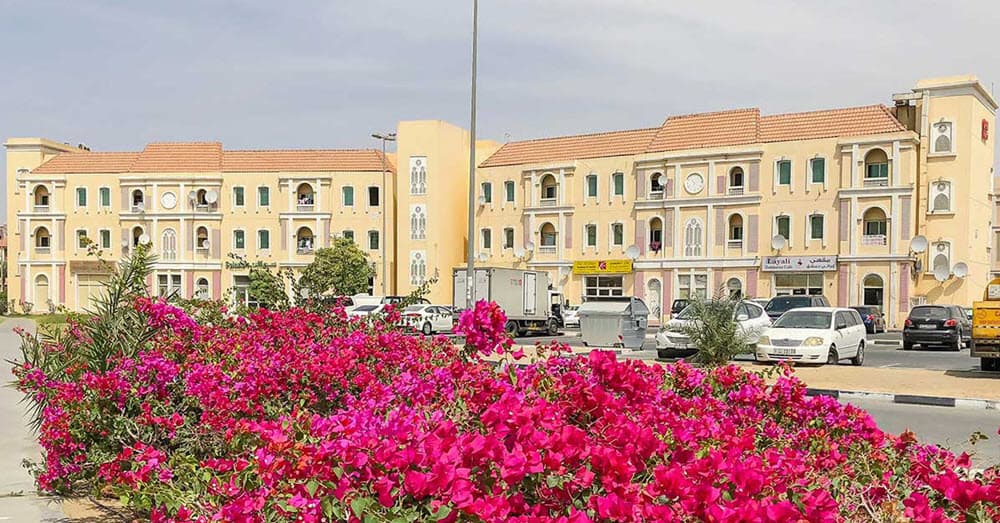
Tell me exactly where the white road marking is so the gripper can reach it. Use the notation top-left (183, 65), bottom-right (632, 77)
top-left (880, 363), bottom-right (900, 368)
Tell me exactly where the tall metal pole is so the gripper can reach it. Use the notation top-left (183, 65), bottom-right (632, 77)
top-left (380, 138), bottom-right (388, 295)
top-left (464, 0), bottom-right (479, 309)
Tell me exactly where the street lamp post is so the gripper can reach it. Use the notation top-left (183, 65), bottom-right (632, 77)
top-left (372, 132), bottom-right (396, 296)
top-left (465, 0), bottom-right (479, 309)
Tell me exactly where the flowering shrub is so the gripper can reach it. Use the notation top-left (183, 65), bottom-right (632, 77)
top-left (14, 299), bottom-right (1000, 522)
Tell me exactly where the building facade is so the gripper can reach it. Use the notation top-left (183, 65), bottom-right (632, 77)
top-left (4, 140), bottom-right (394, 311)
top-left (5, 75), bottom-right (996, 327)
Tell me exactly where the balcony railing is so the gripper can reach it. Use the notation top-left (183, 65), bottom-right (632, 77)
top-left (648, 190), bottom-right (664, 200)
top-left (728, 187), bottom-right (744, 196)
top-left (727, 239), bottom-right (744, 249)
top-left (861, 234), bottom-right (887, 246)
top-left (131, 203), bottom-right (146, 213)
top-left (863, 177), bottom-right (889, 188)
top-left (33, 205), bottom-right (50, 212)
top-left (539, 198), bottom-right (557, 207)
top-left (35, 246), bottom-right (51, 254)
top-left (297, 240), bottom-right (315, 254)
top-left (538, 245), bottom-right (557, 254)
top-left (296, 202), bottom-right (315, 212)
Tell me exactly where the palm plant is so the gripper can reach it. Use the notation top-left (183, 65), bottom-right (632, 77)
top-left (678, 289), bottom-right (752, 366)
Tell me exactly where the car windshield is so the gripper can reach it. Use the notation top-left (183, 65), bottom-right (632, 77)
top-left (355, 305), bottom-right (378, 312)
top-left (764, 297), bottom-right (810, 313)
top-left (772, 310), bottom-right (832, 329)
top-left (403, 305), bottom-right (427, 313)
top-left (909, 306), bottom-right (948, 320)
top-left (675, 306), bottom-right (695, 320)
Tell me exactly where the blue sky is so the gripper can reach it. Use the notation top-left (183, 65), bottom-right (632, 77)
top-left (2, 0), bottom-right (999, 215)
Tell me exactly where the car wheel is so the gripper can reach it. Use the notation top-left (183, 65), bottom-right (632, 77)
top-left (951, 329), bottom-right (963, 352)
top-left (547, 319), bottom-right (559, 336)
top-left (850, 341), bottom-right (865, 366)
top-left (827, 346), bottom-right (839, 366)
top-left (422, 322), bottom-right (433, 336)
top-left (504, 320), bottom-right (519, 337)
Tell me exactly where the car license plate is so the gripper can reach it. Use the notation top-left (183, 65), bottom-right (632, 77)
top-left (918, 324), bottom-right (937, 330)
top-left (773, 348), bottom-right (796, 356)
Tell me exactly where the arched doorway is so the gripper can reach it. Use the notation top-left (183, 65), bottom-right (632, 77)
top-left (35, 274), bottom-right (50, 305)
top-left (863, 274), bottom-right (884, 308)
top-left (647, 278), bottom-right (662, 320)
top-left (727, 277), bottom-right (743, 299)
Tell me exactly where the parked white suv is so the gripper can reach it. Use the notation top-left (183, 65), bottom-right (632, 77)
top-left (656, 300), bottom-right (771, 358)
top-left (756, 307), bottom-right (866, 365)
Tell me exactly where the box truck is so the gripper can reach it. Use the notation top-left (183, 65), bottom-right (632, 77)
top-left (453, 267), bottom-right (560, 336)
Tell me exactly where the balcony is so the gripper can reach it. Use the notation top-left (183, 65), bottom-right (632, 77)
top-left (863, 178), bottom-right (889, 188)
top-left (728, 187), bottom-right (744, 196)
top-left (539, 198), bottom-right (557, 208)
top-left (296, 202), bottom-right (315, 212)
top-left (33, 205), bottom-right (50, 213)
top-left (648, 190), bottom-right (664, 200)
top-left (538, 245), bottom-right (557, 254)
top-left (35, 247), bottom-right (51, 255)
top-left (727, 239), bottom-right (744, 249)
top-left (861, 234), bottom-right (887, 246)
top-left (131, 203), bottom-right (146, 213)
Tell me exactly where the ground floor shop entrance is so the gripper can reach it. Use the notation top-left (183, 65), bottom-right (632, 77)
top-left (774, 273), bottom-right (824, 296)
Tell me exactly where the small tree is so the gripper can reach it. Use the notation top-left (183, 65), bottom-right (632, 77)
top-left (299, 238), bottom-right (374, 297)
top-left (226, 254), bottom-right (293, 311)
top-left (678, 289), bottom-right (752, 367)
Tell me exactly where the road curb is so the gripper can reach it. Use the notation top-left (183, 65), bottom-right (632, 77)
top-left (806, 388), bottom-right (1000, 410)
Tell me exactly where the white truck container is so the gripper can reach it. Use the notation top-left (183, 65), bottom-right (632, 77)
top-left (453, 267), bottom-right (559, 336)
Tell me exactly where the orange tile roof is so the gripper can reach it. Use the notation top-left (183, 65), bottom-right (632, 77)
top-left (646, 108), bottom-right (760, 153)
top-left (478, 127), bottom-right (659, 168)
top-left (223, 149), bottom-right (392, 172)
top-left (30, 142), bottom-right (392, 174)
top-left (31, 152), bottom-right (140, 174)
top-left (479, 104), bottom-right (907, 168)
top-left (760, 104), bottom-right (905, 142)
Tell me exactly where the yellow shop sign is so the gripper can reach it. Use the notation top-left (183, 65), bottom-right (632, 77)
top-left (572, 260), bottom-right (633, 275)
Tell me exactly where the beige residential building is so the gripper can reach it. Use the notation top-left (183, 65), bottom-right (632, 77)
top-left (5, 75), bottom-right (996, 328)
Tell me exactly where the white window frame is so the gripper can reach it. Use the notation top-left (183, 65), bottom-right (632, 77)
top-left (342, 185), bottom-right (355, 208)
top-left (232, 229), bottom-right (246, 250)
top-left (195, 278), bottom-right (210, 300)
top-left (502, 227), bottom-right (515, 250)
top-left (195, 226), bottom-right (209, 252)
top-left (504, 180), bottom-right (516, 206)
top-left (808, 157), bottom-right (827, 191)
top-left (806, 212), bottom-right (826, 247)
top-left (584, 223), bottom-right (598, 250)
top-left (161, 228), bottom-right (178, 260)
top-left (928, 180), bottom-right (953, 214)
top-left (928, 240), bottom-right (952, 275)
top-left (409, 156), bottom-right (428, 196)
top-left (75, 187), bottom-right (88, 208)
top-left (676, 271), bottom-right (709, 300)
top-left (774, 158), bottom-right (793, 192)
top-left (232, 186), bottom-right (246, 208)
top-left (131, 189), bottom-right (146, 212)
top-left (931, 120), bottom-right (955, 156)
top-left (683, 218), bottom-right (704, 257)
top-left (257, 186), bottom-right (271, 208)
top-left (584, 174), bottom-right (598, 200)
top-left (368, 230), bottom-right (380, 251)
top-left (774, 215), bottom-right (793, 248)
top-left (75, 228), bottom-right (88, 250)
top-left (726, 212), bottom-right (745, 254)
top-left (610, 222), bottom-right (625, 249)
top-left (481, 182), bottom-right (493, 204)
top-left (98, 228), bottom-right (112, 249)
top-left (480, 227), bottom-right (493, 253)
top-left (611, 172), bottom-right (625, 200)
top-left (257, 229), bottom-right (271, 251)
top-left (157, 273), bottom-right (183, 298)
top-left (367, 185), bottom-right (381, 208)
top-left (99, 186), bottom-right (112, 209)
top-left (410, 205), bottom-right (427, 240)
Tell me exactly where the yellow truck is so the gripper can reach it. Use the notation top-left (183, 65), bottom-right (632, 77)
top-left (971, 277), bottom-right (1000, 371)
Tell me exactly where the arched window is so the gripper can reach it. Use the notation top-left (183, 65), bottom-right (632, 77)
top-left (195, 226), bottom-right (209, 251)
top-left (727, 278), bottom-right (742, 299)
top-left (132, 226), bottom-right (144, 247)
top-left (684, 218), bottom-right (703, 257)
top-left (297, 226), bottom-right (314, 253)
top-left (161, 229), bottom-right (177, 260)
top-left (728, 214), bottom-right (744, 244)
top-left (132, 189), bottom-right (145, 210)
top-left (411, 205), bottom-right (427, 240)
top-left (34, 226), bottom-right (51, 251)
top-left (649, 217), bottom-right (663, 252)
top-left (410, 157), bottom-right (427, 195)
top-left (931, 181), bottom-right (952, 213)
top-left (195, 278), bottom-right (210, 300)
top-left (540, 223), bottom-right (557, 249)
top-left (33, 185), bottom-right (50, 209)
top-left (863, 274), bottom-right (884, 308)
top-left (410, 251), bottom-right (427, 286)
top-left (933, 122), bottom-right (953, 154)
top-left (647, 279), bottom-right (662, 318)
top-left (931, 241), bottom-right (951, 276)
top-left (297, 183), bottom-right (315, 210)
top-left (729, 167), bottom-right (744, 194)
top-left (650, 172), bottom-right (664, 195)
top-left (34, 274), bottom-right (50, 304)
top-left (862, 207), bottom-right (887, 245)
top-left (864, 149), bottom-right (889, 186)
top-left (196, 189), bottom-right (208, 206)
top-left (540, 174), bottom-right (558, 202)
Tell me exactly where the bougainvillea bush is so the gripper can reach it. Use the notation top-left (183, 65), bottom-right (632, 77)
top-left (13, 298), bottom-right (1000, 522)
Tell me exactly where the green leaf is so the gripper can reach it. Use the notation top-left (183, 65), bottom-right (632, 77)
top-left (351, 497), bottom-right (374, 517)
top-left (434, 505), bottom-right (452, 521)
top-left (306, 479), bottom-right (319, 497)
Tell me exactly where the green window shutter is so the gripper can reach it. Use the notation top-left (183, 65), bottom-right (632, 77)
top-left (614, 174), bottom-right (624, 195)
top-left (99, 188), bottom-right (110, 207)
top-left (505, 181), bottom-right (515, 202)
top-left (587, 176), bottom-right (597, 197)
top-left (811, 158), bottom-right (825, 183)
top-left (613, 224), bottom-right (623, 245)
top-left (258, 187), bottom-right (270, 206)
top-left (811, 216), bottom-right (823, 239)
top-left (778, 218), bottom-right (790, 239)
top-left (235, 231), bottom-right (245, 249)
top-left (587, 225), bottom-right (597, 246)
top-left (343, 230), bottom-right (354, 241)
top-left (234, 187), bottom-right (245, 206)
top-left (778, 161), bottom-right (791, 185)
top-left (100, 230), bottom-right (111, 248)
top-left (483, 183), bottom-right (492, 203)
top-left (259, 230), bottom-right (270, 249)
top-left (76, 188), bottom-right (87, 206)
top-left (344, 187), bottom-right (354, 206)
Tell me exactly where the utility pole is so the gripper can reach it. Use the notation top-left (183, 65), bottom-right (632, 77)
top-left (372, 132), bottom-right (396, 296)
top-left (465, 0), bottom-right (479, 309)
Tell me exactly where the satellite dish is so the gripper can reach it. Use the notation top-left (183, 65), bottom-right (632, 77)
top-left (188, 190), bottom-right (198, 201)
top-left (771, 235), bottom-right (787, 251)
top-left (205, 190), bottom-right (219, 204)
top-left (477, 252), bottom-right (488, 262)
top-left (138, 233), bottom-right (150, 245)
top-left (953, 262), bottom-right (969, 279)
top-left (625, 245), bottom-right (640, 260)
top-left (201, 239), bottom-right (211, 250)
top-left (525, 241), bottom-right (535, 252)
top-left (910, 235), bottom-right (928, 254)
top-left (933, 264), bottom-right (950, 282)
top-left (514, 247), bottom-right (525, 258)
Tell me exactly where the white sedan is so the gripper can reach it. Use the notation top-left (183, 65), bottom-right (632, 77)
top-left (562, 306), bottom-right (580, 328)
top-left (756, 307), bottom-right (866, 365)
top-left (348, 304), bottom-right (385, 318)
top-left (400, 305), bottom-right (455, 335)
top-left (655, 300), bottom-right (771, 357)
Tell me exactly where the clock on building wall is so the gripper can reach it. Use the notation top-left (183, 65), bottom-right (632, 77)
top-left (684, 173), bottom-right (704, 194)
top-left (160, 191), bottom-right (177, 209)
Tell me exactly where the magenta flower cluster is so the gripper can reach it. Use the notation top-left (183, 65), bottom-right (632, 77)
top-left (14, 298), bottom-right (1000, 522)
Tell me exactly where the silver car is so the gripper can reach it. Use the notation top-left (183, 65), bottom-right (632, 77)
top-left (655, 300), bottom-right (771, 358)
